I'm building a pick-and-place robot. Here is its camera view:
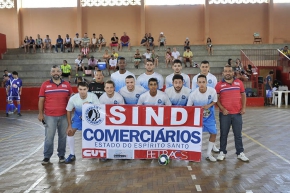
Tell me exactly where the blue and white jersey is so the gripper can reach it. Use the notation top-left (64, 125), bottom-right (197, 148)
top-left (137, 90), bottom-right (171, 106)
top-left (111, 70), bottom-right (136, 92)
top-left (191, 73), bottom-right (217, 91)
top-left (119, 85), bottom-right (147, 104)
top-left (8, 78), bottom-right (22, 96)
top-left (165, 86), bottom-right (191, 106)
top-left (165, 73), bottom-right (190, 88)
top-left (136, 72), bottom-right (164, 90)
top-left (187, 87), bottom-right (217, 125)
top-left (66, 92), bottom-right (100, 125)
top-left (99, 91), bottom-right (125, 104)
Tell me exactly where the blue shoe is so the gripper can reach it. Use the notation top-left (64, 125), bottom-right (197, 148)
top-left (65, 154), bottom-right (76, 164)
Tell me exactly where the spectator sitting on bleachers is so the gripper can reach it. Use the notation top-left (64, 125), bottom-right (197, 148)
top-left (72, 33), bottom-right (82, 53)
top-left (109, 33), bottom-right (119, 51)
top-left (206, 37), bottom-right (213, 55)
top-left (120, 32), bottom-right (131, 51)
top-left (236, 58), bottom-right (244, 72)
top-left (64, 34), bottom-right (72, 52)
top-left (141, 33), bottom-right (149, 49)
top-left (281, 46), bottom-right (290, 57)
top-left (165, 48), bottom-right (173, 68)
top-left (112, 49), bottom-right (119, 60)
top-left (103, 49), bottom-right (110, 67)
top-left (55, 35), bottom-right (64, 53)
top-left (148, 33), bottom-right (155, 49)
top-left (75, 54), bottom-right (86, 77)
top-left (245, 64), bottom-right (252, 77)
top-left (88, 56), bottom-right (98, 71)
top-left (134, 49), bottom-right (142, 69)
top-left (28, 36), bottom-right (36, 54)
top-left (60, 60), bottom-right (72, 83)
top-left (82, 33), bottom-right (90, 49)
top-left (227, 58), bottom-right (232, 66)
top-left (184, 37), bottom-right (190, 51)
top-left (158, 32), bottom-right (166, 51)
top-left (108, 55), bottom-right (117, 75)
top-left (143, 49), bottom-right (152, 64)
top-left (97, 34), bottom-right (106, 52)
top-left (23, 36), bottom-right (30, 53)
top-left (183, 46), bottom-right (193, 68)
top-left (44, 35), bottom-right (52, 53)
top-left (151, 49), bottom-right (159, 67)
top-left (91, 33), bottom-right (97, 52)
top-left (171, 47), bottom-right (181, 60)
top-left (35, 34), bottom-right (44, 53)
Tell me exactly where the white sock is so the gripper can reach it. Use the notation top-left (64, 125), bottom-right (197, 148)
top-left (212, 144), bottom-right (219, 151)
top-left (207, 142), bottom-right (215, 157)
top-left (67, 136), bottom-right (75, 155)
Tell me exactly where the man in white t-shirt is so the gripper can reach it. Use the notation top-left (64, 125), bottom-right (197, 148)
top-left (110, 57), bottom-right (135, 92)
top-left (137, 78), bottom-right (171, 106)
top-left (143, 49), bottom-right (152, 64)
top-left (165, 74), bottom-right (191, 106)
top-left (65, 82), bottom-right (100, 163)
top-left (119, 75), bottom-right (147, 104)
top-left (171, 47), bottom-right (181, 60)
top-left (99, 80), bottom-right (125, 104)
top-left (191, 60), bottom-right (217, 91)
top-left (75, 54), bottom-right (85, 77)
top-left (72, 33), bottom-right (82, 53)
top-left (108, 55), bottom-right (117, 75)
top-left (136, 59), bottom-right (164, 91)
top-left (165, 59), bottom-right (190, 88)
top-left (187, 74), bottom-right (218, 162)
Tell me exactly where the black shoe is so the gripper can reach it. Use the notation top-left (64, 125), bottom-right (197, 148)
top-left (6, 113), bottom-right (9, 117)
top-left (42, 158), bottom-right (50, 165)
top-left (59, 156), bottom-right (65, 163)
top-left (18, 113), bottom-right (22, 116)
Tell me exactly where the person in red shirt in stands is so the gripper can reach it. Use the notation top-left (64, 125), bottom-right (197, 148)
top-left (38, 65), bottom-right (73, 165)
top-left (215, 64), bottom-right (249, 162)
top-left (119, 32), bottom-right (131, 51)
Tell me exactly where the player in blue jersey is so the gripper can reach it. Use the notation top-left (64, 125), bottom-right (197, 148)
top-left (110, 57), bottom-right (135, 92)
top-left (165, 59), bottom-right (190, 88)
top-left (65, 82), bottom-right (100, 163)
top-left (6, 71), bottom-right (22, 117)
top-left (136, 59), bottom-right (164, 91)
top-left (191, 60), bottom-right (217, 90)
top-left (165, 74), bottom-right (191, 106)
top-left (137, 78), bottom-right (171, 105)
top-left (187, 74), bottom-right (218, 162)
top-left (99, 80), bottom-right (125, 104)
top-left (3, 74), bottom-right (17, 115)
top-left (119, 75), bottom-right (147, 104)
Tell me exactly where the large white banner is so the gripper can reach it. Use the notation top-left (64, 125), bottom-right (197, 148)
top-left (82, 104), bottom-right (203, 162)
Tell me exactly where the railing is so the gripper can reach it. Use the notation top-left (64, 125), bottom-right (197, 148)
top-left (0, 33), bottom-right (7, 59)
top-left (241, 49), bottom-right (280, 67)
top-left (277, 49), bottom-right (290, 79)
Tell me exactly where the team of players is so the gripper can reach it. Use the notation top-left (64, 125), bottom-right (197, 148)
top-left (63, 58), bottom-right (223, 163)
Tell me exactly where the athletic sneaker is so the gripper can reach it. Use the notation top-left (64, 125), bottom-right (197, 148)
top-left (217, 152), bottom-right (226, 161)
top-left (65, 154), bottom-right (76, 164)
top-left (59, 156), bottom-right (65, 163)
top-left (212, 145), bottom-right (219, 153)
top-left (237, 152), bottom-right (249, 162)
top-left (18, 113), bottom-right (22, 116)
top-left (6, 113), bottom-right (9, 117)
top-left (206, 154), bottom-right (217, 162)
top-left (42, 158), bottom-right (50, 165)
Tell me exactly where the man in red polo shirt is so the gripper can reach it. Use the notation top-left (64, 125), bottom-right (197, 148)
top-left (215, 64), bottom-right (249, 162)
top-left (38, 65), bottom-right (73, 165)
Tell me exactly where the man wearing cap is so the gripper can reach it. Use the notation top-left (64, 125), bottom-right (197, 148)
top-left (184, 37), bottom-right (190, 51)
top-left (72, 33), bottom-right (82, 52)
top-left (158, 32), bottom-right (166, 51)
top-left (183, 47), bottom-right (193, 68)
top-left (119, 32), bottom-right (130, 51)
